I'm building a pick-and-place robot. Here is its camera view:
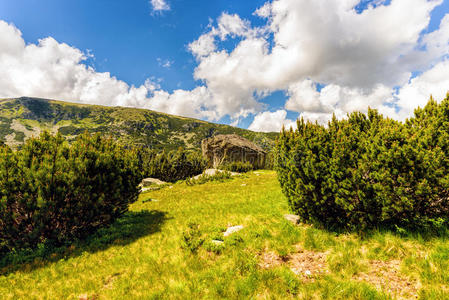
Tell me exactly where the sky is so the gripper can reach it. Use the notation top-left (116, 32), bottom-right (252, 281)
top-left (0, 0), bottom-right (448, 132)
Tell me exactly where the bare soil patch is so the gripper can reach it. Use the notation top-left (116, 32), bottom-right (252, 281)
top-left (354, 259), bottom-right (419, 299)
top-left (259, 246), bottom-right (328, 281)
top-left (259, 245), bottom-right (419, 298)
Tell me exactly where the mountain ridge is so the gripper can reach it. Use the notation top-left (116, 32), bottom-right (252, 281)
top-left (0, 97), bottom-right (278, 150)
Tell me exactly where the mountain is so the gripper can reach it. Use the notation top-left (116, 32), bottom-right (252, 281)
top-left (0, 97), bottom-right (278, 150)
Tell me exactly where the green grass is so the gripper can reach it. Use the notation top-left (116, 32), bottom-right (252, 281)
top-left (1, 171), bottom-right (448, 299)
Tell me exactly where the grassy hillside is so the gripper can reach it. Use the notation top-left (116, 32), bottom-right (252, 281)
top-left (0, 97), bottom-right (278, 150)
top-left (1, 171), bottom-right (447, 299)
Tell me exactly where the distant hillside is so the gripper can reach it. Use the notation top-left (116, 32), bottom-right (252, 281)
top-left (0, 97), bottom-right (278, 150)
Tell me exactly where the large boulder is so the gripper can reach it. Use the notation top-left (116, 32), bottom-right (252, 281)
top-left (201, 134), bottom-right (266, 168)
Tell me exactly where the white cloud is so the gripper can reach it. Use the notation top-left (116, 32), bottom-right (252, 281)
top-left (189, 0), bottom-right (448, 123)
top-left (188, 32), bottom-right (217, 59)
top-left (1, 0), bottom-right (449, 131)
top-left (150, 0), bottom-right (170, 12)
top-left (157, 58), bottom-right (174, 68)
top-left (396, 59), bottom-right (449, 119)
top-left (249, 110), bottom-right (296, 132)
top-left (0, 20), bottom-right (215, 120)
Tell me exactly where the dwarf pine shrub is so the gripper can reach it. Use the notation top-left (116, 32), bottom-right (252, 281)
top-left (0, 132), bottom-right (141, 254)
top-left (219, 161), bottom-right (253, 173)
top-left (139, 147), bottom-right (206, 182)
top-left (276, 95), bottom-right (449, 231)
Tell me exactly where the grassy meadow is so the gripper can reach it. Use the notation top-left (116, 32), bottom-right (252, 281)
top-left (1, 171), bottom-right (448, 299)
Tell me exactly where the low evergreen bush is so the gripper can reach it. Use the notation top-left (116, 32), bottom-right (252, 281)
top-left (276, 95), bottom-right (449, 231)
top-left (0, 132), bottom-right (141, 254)
top-left (139, 148), bottom-right (206, 182)
top-left (219, 161), bottom-right (253, 173)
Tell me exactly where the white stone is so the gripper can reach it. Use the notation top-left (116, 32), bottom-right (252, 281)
top-left (284, 214), bottom-right (300, 225)
top-left (223, 225), bottom-right (244, 237)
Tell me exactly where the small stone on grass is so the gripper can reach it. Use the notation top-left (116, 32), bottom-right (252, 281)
top-left (284, 214), bottom-right (300, 225)
top-left (223, 225), bottom-right (244, 237)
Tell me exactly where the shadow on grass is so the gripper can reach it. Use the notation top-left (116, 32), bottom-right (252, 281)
top-left (308, 220), bottom-right (449, 242)
top-left (0, 210), bottom-right (168, 276)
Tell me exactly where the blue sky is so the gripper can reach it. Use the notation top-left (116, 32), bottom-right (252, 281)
top-left (0, 0), bottom-right (448, 131)
top-left (0, 0), bottom-right (266, 91)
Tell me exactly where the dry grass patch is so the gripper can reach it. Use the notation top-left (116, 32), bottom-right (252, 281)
top-left (260, 244), bottom-right (420, 298)
top-left (354, 259), bottom-right (419, 299)
top-left (259, 246), bottom-right (329, 281)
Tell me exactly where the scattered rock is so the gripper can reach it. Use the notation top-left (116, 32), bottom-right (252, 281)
top-left (193, 168), bottom-right (239, 179)
top-left (284, 214), bottom-right (300, 225)
top-left (223, 225), bottom-right (244, 237)
top-left (141, 178), bottom-right (167, 186)
top-left (142, 198), bottom-right (160, 204)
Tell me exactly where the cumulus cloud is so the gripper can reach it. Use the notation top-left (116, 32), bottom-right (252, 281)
top-left (396, 59), bottom-right (449, 119)
top-left (189, 0), bottom-right (449, 124)
top-left (150, 0), bottom-right (170, 12)
top-left (1, 0), bottom-right (449, 132)
top-left (248, 110), bottom-right (296, 132)
top-left (0, 20), bottom-right (215, 119)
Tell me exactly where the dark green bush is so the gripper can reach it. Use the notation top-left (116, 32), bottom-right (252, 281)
top-left (139, 148), bottom-right (206, 182)
top-left (219, 161), bottom-right (253, 173)
top-left (276, 95), bottom-right (449, 231)
top-left (0, 132), bottom-right (141, 254)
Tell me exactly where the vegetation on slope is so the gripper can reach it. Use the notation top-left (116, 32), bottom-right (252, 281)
top-left (1, 171), bottom-right (447, 299)
top-left (0, 97), bottom-right (277, 150)
top-left (276, 95), bottom-right (449, 231)
top-left (0, 132), bottom-right (141, 254)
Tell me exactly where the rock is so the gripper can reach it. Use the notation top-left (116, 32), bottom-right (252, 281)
top-left (141, 187), bottom-right (158, 192)
top-left (211, 240), bottom-right (224, 245)
top-left (241, 183), bottom-right (247, 186)
top-left (223, 225), bottom-right (244, 237)
top-left (201, 134), bottom-right (267, 169)
top-left (284, 214), bottom-right (300, 225)
top-left (141, 178), bottom-right (167, 187)
top-left (193, 168), bottom-right (239, 179)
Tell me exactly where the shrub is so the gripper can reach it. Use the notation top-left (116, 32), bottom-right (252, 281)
top-left (219, 161), bottom-right (253, 173)
top-left (276, 95), bottom-right (449, 231)
top-left (139, 148), bottom-right (206, 182)
top-left (181, 223), bottom-right (204, 254)
top-left (0, 132), bottom-right (141, 254)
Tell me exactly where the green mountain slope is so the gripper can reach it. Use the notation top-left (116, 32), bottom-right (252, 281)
top-left (0, 97), bottom-right (278, 150)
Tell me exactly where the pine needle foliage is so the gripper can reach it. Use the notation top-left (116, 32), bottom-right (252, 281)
top-left (0, 131), bottom-right (141, 254)
top-left (276, 94), bottom-right (449, 231)
top-left (139, 147), bottom-right (206, 182)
